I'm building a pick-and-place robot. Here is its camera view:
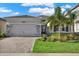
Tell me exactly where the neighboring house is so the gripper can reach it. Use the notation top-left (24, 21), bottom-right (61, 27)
top-left (64, 4), bottom-right (79, 33)
top-left (47, 4), bottom-right (79, 34)
top-left (3, 15), bottom-right (47, 37)
top-left (65, 4), bottom-right (79, 33)
top-left (0, 18), bottom-right (6, 33)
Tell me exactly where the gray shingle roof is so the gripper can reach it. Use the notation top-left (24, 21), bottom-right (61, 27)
top-left (4, 15), bottom-right (37, 18)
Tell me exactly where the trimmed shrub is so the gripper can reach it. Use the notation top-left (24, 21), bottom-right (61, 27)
top-left (0, 32), bottom-right (6, 38)
top-left (67, 33), bottom-right (74, 40)
top-left (47, 33), bottom-right (61, 42)
top-left (47, 32), bottom-right (79, 42)
top-left (60, 33), bottom-right (68, 42)
top-left (74, 33), bottom-right (79, 40)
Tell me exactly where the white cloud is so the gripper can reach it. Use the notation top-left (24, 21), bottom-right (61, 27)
top-left (0, 8), bottom-right (20, 16)
top-left (40, 8), bottom-right (54, 15)
top-left (12, 12), bottom-right (20, 15)
top-left (21, 3), bottom-right (42, 6)
top-left (29, 7), bottom-right (54, 16)
top-left (61, 8), bottom-right (66, 13)
top-left (29, 7), bottom-right (66, 16)
top-left (21, 3), bottom-right (54, 8)
top-left (62, 4), bottom-right (71, 9)
top-left (29, 8), bottom-right (42, 13)
top-left (65, 4), bottom-right (71, 8)
top-left (0, 8), bottom-right (12, 13)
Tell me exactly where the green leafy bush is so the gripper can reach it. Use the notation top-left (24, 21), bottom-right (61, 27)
top-left (0, 32), bottom-right (6, 38)
top-left (74, 33), bottom-right (79, 40)
top-left (67, 33), bottom-right (75, 40)
top-left (47, 33), bottom-right (79, 42)
top-left (47, 33), bottom-right (61, 41)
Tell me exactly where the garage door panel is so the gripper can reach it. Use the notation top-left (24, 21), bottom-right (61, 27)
top-left (7, 24), bottom-right (41, 36)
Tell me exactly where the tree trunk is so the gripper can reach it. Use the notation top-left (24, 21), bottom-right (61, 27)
top-left (73, 23), bottom-right (74, 33)
top-left (59, 26), bottom-right (61, 32)
top-left (58, 25), bottom-right (62, 40)
top-left (70, 25), bottom-right (74, 33)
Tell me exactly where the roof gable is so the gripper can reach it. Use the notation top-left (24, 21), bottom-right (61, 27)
top-left (4, 15), bottom-right (37, 18)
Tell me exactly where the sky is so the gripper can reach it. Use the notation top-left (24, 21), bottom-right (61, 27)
top-left (0, 3), bottom-right (77, 17)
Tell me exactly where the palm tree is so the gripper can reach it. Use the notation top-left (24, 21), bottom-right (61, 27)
top-left (44, 7), bottom-right (66, 40)
top-left (45, 7), bottom-right (67, 33)
top-left (45, 7), bottom-right (77, 40)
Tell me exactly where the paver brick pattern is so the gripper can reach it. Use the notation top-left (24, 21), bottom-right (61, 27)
top-left (0, 37), bottom-right (37, 53)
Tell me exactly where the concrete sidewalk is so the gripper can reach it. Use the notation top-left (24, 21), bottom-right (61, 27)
top-left (0, 53), bottom-right (79, 56)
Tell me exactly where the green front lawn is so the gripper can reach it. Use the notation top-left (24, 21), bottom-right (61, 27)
top-left (33, 38), bottom-right (79, 53)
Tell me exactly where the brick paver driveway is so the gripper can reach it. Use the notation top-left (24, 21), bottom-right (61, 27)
top-left (0, 37), bottom-right (38, 53)
top-left (0, 37), bottom-right (79, 56)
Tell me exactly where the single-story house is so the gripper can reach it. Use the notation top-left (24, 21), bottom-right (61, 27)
top-left (2, 14), bottom-right (79, 37)
top-left (3, 15), bottom-right (46, 37)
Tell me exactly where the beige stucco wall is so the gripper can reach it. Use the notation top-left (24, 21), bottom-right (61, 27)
top-left (3, 17), bottom-right (43, 36)
top-left (0, 21), bottom-right (6, 33)
top-left (4, 17), bottom-right (42, 24)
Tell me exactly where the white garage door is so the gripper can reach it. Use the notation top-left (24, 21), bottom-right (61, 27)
top-left (6, 24), bottom-right (41, 36)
